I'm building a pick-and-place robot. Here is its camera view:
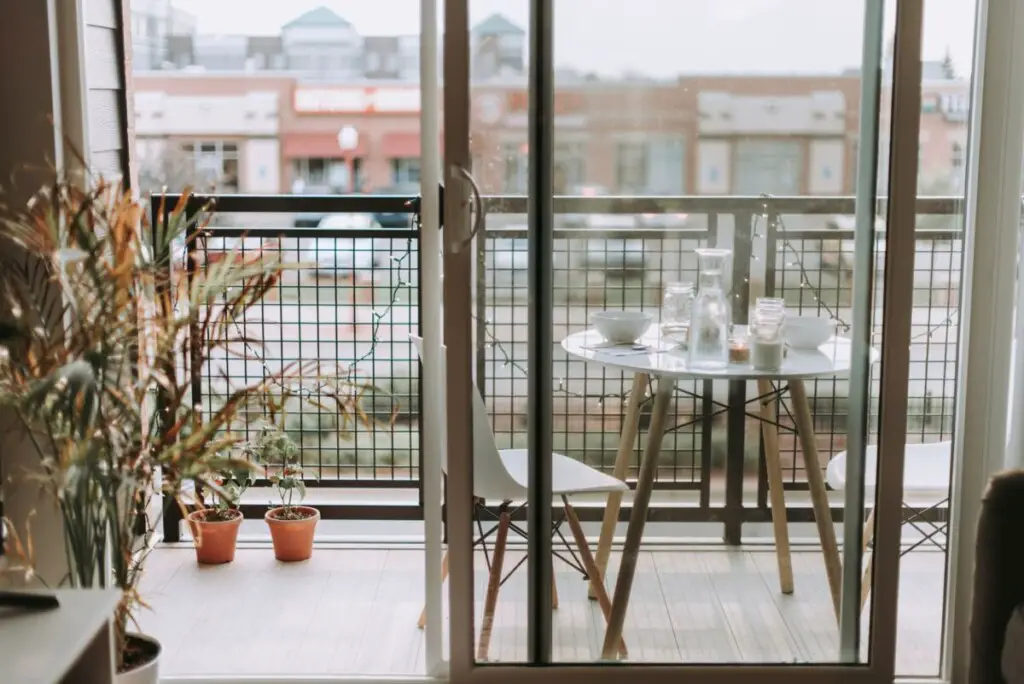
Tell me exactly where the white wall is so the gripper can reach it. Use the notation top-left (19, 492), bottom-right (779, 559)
top-left (243, 139), bottom-right (280, 193)
top-left (699, 90), bottom-right (846, 135)
top-left (698, 140), bottom-right (731, 194)
top-left (134, 90), bottom-right (279, 136)
top-left (809, 139), bottom-right (845, 194)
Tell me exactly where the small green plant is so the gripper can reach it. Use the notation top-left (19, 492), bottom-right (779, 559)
top-left (196, 460), bottom-right (254, 522)
top-left (245, 424), bottom-right (311, 520)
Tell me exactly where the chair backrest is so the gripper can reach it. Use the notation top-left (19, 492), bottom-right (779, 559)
top-left (410, 335), bottom-right (524, 501)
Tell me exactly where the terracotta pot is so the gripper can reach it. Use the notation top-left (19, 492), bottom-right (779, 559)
top-left (186, 509), bottom-right (243, 564)
top-left (116, 633), bottom-right (161, 684)
top-left (265, 506), bottom-right (320, 562)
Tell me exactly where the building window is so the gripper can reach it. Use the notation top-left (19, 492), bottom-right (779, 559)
top-left (177, 140), bottom-right (239, 192)
top-left (951, 142), bottom-right (964, 171)
top-left (554, 143), bottom-right (586, 194)
top-left (616, 142), bottom-right (648, 194)
top-left (391, 158), bottom-right (421, 186)
top-left (503, 143), bottom-right (528, 194)
top-left (616, 138), bottom-right (685, 195)
top-left (291, 157), bottom-right (351, 193)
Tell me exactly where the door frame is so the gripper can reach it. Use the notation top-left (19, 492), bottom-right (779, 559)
top-left (419, 0), bottom-right (445, 675)
top-left (441, 0), bottom-right (924, 681)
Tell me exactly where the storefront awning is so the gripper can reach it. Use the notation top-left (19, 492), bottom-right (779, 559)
top-left (282, 133), bottom-right (368, 159)
top-left (381, 132), bottom-right (420, 159)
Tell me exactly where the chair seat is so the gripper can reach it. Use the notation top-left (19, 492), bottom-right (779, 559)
top-left (826, 441), bottom-right (952, 497)
top-left (498, 449), bottom-right (630, 497)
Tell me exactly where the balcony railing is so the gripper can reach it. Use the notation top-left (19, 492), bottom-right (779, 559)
top-left (156, 193), bottom-right (962, 542)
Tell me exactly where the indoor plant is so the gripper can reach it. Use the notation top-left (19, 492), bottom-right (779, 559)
top-left (0, 179), bottom-right (370, 682)
top-left (245, 425), bottom-right (320, 562)
top-left (186, 462), bottom-right (253, 564)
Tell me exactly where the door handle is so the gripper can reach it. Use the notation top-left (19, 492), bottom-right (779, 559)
top-left (449, 164), bottom-right (484, 254)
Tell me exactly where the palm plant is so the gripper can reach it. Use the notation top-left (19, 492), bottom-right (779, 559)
top-left (0, 178), bottom-right (373, 671)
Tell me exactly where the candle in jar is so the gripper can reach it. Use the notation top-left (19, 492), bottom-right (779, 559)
top-left (751, 339), bottom-right (784, 370)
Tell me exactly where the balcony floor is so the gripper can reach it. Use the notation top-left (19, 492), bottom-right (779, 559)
top-left (140, 544), bottom-right (943, 678)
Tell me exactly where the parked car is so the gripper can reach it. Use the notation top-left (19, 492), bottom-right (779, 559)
top-left (373, 184), bottom-right (419, 229)
top-left (291, 185), bottom-right (422, 229)
top-left (301, 213), bottom-right (384, 280)
top-left (579, 214), bottom-right (648, 277)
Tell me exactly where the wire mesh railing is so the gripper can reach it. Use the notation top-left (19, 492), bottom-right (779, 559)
top-left (158, 192), bottom-right (963, 541)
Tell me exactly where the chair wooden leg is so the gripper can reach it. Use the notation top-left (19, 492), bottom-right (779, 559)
top-left (418, 549), bottom-right (449, 629)
top-left (477, 511), bottom-right (510, 662)
top-left (551, 569), bottom-right (559, 610)
top-left (861, 551), bottom-right (874, 611)
top-left (757, 379), bottom-right (794, 595)
top-left (563, 497), bottom-right (628, 658)
top-left (860, 508), bottom-right (876, 611)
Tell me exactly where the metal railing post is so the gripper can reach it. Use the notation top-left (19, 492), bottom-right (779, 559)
top-left (724, 210), bottom-right (753, 545)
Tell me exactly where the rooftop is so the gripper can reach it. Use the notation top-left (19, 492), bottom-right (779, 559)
top-left (473, 13), bottom-right (526, 36)
top-left (283, 6), bottom-right (352, 29)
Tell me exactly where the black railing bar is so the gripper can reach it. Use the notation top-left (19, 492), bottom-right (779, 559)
top-left (157, 193), bottom-right (417, 214)
top-left (158, 192), bottom-right (969, 217)
top-left (481, 195), bottom-right (968, 215)
top-left (774, 228), bottom-right (963, 240)
top-left (247, 478), bottom-right (419, 488)
top-left (200, 227), bottom-right (418, 239)
top-left (482, 227), bottom-right (713, 240)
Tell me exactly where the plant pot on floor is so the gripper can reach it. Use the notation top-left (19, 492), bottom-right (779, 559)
top-left (187, 509), bottom-right (243, 564)
top-left (116, 633), bottom-right (161, 684)
top-left (265, 506), bottom-right (320, 561)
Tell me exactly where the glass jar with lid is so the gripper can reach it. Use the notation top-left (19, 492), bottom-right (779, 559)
top-left (661, 281), bottom-right (695, 335)
top-left (750, 297), bottom-right (787, 371)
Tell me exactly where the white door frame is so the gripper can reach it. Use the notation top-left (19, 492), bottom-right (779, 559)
top-left (945, 0), bottom-right (1024, 681)
top-left (419, 0), bottom-right (445, 676)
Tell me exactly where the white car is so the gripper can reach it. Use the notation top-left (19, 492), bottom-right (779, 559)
top-left (303, 214), bottom-right (383, 278)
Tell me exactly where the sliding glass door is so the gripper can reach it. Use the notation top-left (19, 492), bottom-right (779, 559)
top-left (440, 1), bottom-right (931, 680)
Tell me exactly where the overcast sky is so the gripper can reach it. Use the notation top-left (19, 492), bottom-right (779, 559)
top-left (171, 0), bottom-right (977, 78)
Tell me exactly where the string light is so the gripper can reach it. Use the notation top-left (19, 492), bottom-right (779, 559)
top-left (756, 194), bottom-right (960, 340)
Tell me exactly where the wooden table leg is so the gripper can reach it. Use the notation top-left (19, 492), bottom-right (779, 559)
top-left (590, 372), bottom-right (648, 600)
top-left (757, 379), bottom-right (794, 595)
top-left (788, 378), bottom-right (842, 620)
top-left (563, 497), bottom-right (627, 657)
top-left (601, 376), bottom-right (675, 660)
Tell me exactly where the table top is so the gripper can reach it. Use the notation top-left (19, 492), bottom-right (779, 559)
top-left (562, 329), bottom-right (876, 381)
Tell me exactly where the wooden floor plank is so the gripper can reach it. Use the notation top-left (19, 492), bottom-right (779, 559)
top-left (701, 550), bottom-right (802, 663)
top-left (749, 550), bottom-right (839, 662)
top-left (351, 549), bottom-right (425, 674)
top-left (652, 549), bottom-right (741, 662)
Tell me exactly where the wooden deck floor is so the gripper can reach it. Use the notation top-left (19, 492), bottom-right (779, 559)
top-left (139, 546), bottom-right (944, 678)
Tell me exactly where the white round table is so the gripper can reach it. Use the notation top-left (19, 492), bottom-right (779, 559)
top-left (562, 328), bottom-right (872, 658)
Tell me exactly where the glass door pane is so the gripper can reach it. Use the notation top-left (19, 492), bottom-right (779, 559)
top-left (444, 0), bottom-right (930, 680)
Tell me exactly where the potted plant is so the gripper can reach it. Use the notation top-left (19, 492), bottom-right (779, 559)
top-left (0, 181), bottom-right (355, 683)
top-left (186, 462), bottom-right (253, 564)
top-left (245, 425), bottom-right (320, 562)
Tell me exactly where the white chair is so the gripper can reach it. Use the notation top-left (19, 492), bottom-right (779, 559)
top-left (826, 440), bottom-right (952, 608)
top-left (410, 335), bottom-right (629, 660)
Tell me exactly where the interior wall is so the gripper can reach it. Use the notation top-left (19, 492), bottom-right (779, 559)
top-left (0, 2), bottom-right (67, 586)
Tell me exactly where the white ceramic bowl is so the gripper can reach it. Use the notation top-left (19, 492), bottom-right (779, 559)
top-left (590, 310), bottom-right (653, 344)
top-left (785, 316), bottom-right (833, 350)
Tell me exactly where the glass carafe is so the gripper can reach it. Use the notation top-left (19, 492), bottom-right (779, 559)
top-left (689, 248), bottom-right (732, 369)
